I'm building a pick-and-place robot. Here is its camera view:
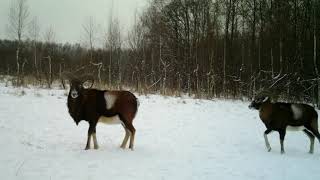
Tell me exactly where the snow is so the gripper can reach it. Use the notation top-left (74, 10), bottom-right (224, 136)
top-left (1, 83), bottom-right (320, 180)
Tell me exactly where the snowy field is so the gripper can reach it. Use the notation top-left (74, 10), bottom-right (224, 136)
top-left (1, 83), bottom-right (320, 180)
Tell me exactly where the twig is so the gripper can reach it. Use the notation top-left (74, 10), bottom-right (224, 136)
top-left (90, 61), bottom-right (102, 66)
top-left (147, 78), bottom-right (161, 89)
top-left (74, 65), bottom-right (90, 73)
top-left (300, 78), bottom-right (320, 82)
top-left (269, 74), bottom-right (287, 88)
top-left (16, 159), bottom-right (26, 176)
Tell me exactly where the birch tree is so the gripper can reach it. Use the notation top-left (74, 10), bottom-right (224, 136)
top-left (29, 16), bottom-right (40, 80)
top-left (7, 0), bottom-right (29, 85)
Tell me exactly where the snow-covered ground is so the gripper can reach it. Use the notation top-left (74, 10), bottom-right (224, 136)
top-left (1, 83), bottom-right (320, 180)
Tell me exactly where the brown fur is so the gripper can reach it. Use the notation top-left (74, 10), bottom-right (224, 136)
top-left (249, 96), bottom-right (320, 154)
top-left (67, 79), bottom-right (138, 150)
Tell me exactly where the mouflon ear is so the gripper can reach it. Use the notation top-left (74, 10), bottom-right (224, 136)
top-left (82, 79), bottom-right (94, 89)
top-left (80, 75), bottom-right (94, 89)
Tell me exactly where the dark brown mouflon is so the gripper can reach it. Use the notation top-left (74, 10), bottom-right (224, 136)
top-left (67, 77), bottom-right (138, 150)
top-left (249, 96), bottom-right (320, 154)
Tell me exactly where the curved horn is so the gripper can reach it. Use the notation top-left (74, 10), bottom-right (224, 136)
top-left (79, 74), bottom-right (95, 88)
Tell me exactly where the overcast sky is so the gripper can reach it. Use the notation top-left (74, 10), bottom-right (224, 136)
top-left (0, 0), bottom-right (148, 47)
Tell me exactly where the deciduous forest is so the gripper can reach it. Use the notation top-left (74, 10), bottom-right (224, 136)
top-left (0, 0), bottom-right (319, 105)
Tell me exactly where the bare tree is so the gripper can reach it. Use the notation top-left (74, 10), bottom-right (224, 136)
top-left (223, 0), bottom-right (232, 96)
top-left (127, 9), bottom-right (147, 92)
top-left (7, 0), bottom-right (29, 85)
top-left (161, 58), bottom-right (170, 95)
top-left (29, 16), bottom-right (40, 80)
top-left (44, 26), bottom-right (56, 43)
top-left (82, 16), bottom-right (97, 62)
top-left (43, 26), bottom-right (56, 88)
top-left (313, 0), bottom-right (319, 106)
top-left (106, 14), bottom-right (122, 87)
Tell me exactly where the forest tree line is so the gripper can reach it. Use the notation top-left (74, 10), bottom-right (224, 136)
top-left (0, 0), bottom-right (319, 105)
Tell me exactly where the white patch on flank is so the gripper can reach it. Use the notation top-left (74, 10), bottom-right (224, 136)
top-left (286, 125), bottom-right (305, 131)
top-left (104, 92), bottom-right (117, 109)
top-left (98, 115), bottom-right (122, 125)
top-left (291, 104), bottom-right (303, 120)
